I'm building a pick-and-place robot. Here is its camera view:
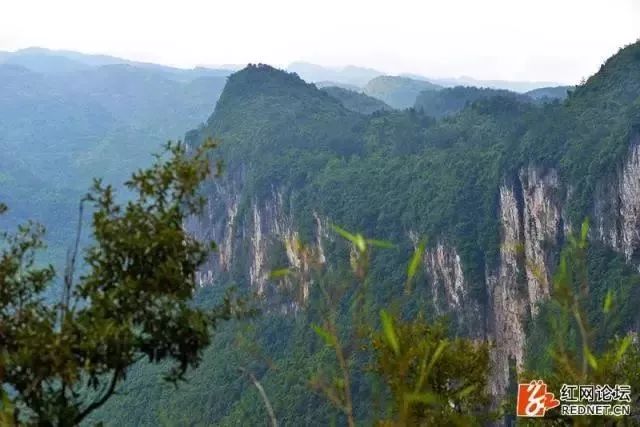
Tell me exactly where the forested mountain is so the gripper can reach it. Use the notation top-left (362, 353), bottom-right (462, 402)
top-left (363, 75), bottom-right (442, 108)
top-left (525, 85), bottom-right (573, 101)
top-left (285, 61), bottom-right (565, 94)
top-left (413, 86), bottom-right (529, 118)
top-left (321, 86), bottom-right (393, 114)
top-left (413, 85), bottom-right (573, 119)
top-left (0, 61), bottom-right (227, 275)
top-left (314, 80), bottom-right (362, 91)
top-left (86, 42), bottom-right (640, 425)
top-left (0, 47), bottom-right (233, 78)
top-left (2, 38), bottom-right (639, 425)
top-left (416, 74), bottom-right (565, 93)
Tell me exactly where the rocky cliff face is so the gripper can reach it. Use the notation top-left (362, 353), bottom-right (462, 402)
top-left (595, 134), bottom-right (640, 264)
top-left (189, 137), bottom-right (640, 399)
top-left (486, 166), bottom-right (565, 397)
top-left (402, 141), bottom-right (640, 396)
top-left (479, 138), bottom-right (638, 397)
top-left (412, 237), bottom-right (483, 335)
top-left (411, 166), bottom-right (566, 397)
top-left (187, 170), bottom-right (328, 305)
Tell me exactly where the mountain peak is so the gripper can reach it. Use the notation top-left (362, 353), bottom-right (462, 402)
top-left (215, 64), bottom-right (330, 111)
top-left (573, 40), bottom-right (640, 102)
top-left (363, 75), bottom-right (442, 109)
top-left (229, 63), bottom-right (309, 87)
top-left (195, 63), bottom-right (366, 157)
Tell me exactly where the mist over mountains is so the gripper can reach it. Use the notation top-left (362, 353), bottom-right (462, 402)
top-left (0, 48), bottom-right (230, 273)
top-left (286, 60), bottom-right (566, 92)
top-left (78, 39), bottom-right (640, 424)
top-left (1, 47), bottom-right (567, 91)
top-left (3, 42), bottom-right (634, 425)
top-left (0, 45), bottom-right (573, 298)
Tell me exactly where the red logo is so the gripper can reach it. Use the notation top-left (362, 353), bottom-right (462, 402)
top-left (517, 380), bottom-right (560, 417)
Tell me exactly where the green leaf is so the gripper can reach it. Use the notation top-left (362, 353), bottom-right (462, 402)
top-left (354, 234), bottom-right (367, 253)
top-left (366, 238), bottom-right (395, 249)
top-left (414, 338), bottom-right (447, 392)
top-left (407, 240), bottom-right (426, 282)
top-left (404, 391), bottom-right (442, 405)
top-left (603, 289), bottom-right (613, 314)
top-left (331, 225), bottom-right (358, 244)
top-left (269, 268), bottom-right (291, 279)
top-left (584, 347), bottom-right (598, 370)
top-left (615, 336), bottom-right (633, 361)
top-left (456, 384), bottom-right (477, 399)
top-left (425, 340), bottom-right (447, 381)
top-left (312, 324), bottom-right (336, 347)
top-left (580, 219), bottom-right (590, 247)
top-left (380, 310), bottom-right (400, 355)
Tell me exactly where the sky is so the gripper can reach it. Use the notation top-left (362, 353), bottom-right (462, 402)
top-left (1, 0), bottom-right (639, 84)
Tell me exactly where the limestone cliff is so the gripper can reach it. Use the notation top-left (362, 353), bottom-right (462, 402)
top-left (188, 136), bottom-right (640, 399)
top-left (595, 134), bottom-right (640, 264)
top-left (399, 139), bottom-right (640, 398)
top-left (187, 170), bottom-right (328, 305)
top-left (487, 167), bottom-right (565, 397)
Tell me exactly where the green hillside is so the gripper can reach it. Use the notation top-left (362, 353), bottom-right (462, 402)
top-left (0, 62), bottom-right (227, 279)
top-left (90, 42), bottom-right (640, 425)
top-left (414, 86), bottom-right (529, 118)
top-left (525, 85), bottom-right (572, 101)
top-left (321, 86), bottom-right (393, 114)
top-left (363, 75), bottom-right (442, 109)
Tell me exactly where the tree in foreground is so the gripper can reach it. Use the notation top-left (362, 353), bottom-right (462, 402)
top-left (370, 314), bottom-right (491, 426)
top-left (0, 139), bottom-right (245, 426)
top-left (521, 221), bottom-right (640, 425)
top-left (275, 228), bottom-right (493, 426)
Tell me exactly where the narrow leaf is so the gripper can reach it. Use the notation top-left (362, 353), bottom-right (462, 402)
top-left (407, 241), bottom-right (426, 282)
top-left (380, 310), bottom-right (400, 355)
top-left (404, 391), bottom-right (442, 405)
top-left (616, 336), bottom-right (633, 361)
top-left (425, 340), bottom-right (447, 381)
top-left (603, 289), bottom-right (613, 314)
top-left (367, 239), bottom-right (396, 249)
top-left (580, 219), bottom-right (590, 246)
top-left (585, 347), bottom-right (598, 370)
top-left (269, 268), bottom-right (291, 280)
top-left (331, 225), bottom-right (358, 244)
top-left (312, 324), bottom-right (336, 347)
top-left (354, 233), bottom-right (367, 253)
top-left (457, 384), bottom-right (477, 399)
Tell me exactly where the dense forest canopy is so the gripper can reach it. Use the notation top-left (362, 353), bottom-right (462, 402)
top-left (185, 43), bottom-right (640, 288)
top-left (0, 60), bottom-right (228, 283)
top-left (90, 42), bottom-right (640, 424)
top-left (2, 40), bottom-right (640, 425)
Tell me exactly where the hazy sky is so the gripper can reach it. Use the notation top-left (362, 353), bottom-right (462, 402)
top-left (1, 0), bottom-right (639, 84)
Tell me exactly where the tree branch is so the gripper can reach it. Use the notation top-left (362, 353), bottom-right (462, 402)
top-left (239, 367), bottom-right (277, 427)
top-left (74, 368), bottom-right (121, 425)
top-left (62, 200), bottom-right (84, 321)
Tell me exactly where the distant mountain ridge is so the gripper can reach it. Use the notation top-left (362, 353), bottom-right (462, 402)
top-left (3, 47), bottom-right (568, 93)
top-left (148, 41), bottom-right (640, 425)
top-left (0, 47), bottom-right (233, 79)
top-left (321, 86), bottom-right (392, 114)
top-left (0, 57), bottom-right (228, 277)
top-left (285, 61), bottom-right (566, 93)
top-left (287, 61), bottom-right (382, 86)
top-left (363, 75), bottom-right (442, 109)
top-left (3, 39), bottom-right (640, 426)
top-left (525, 85), bottom-right (573, 101)
top-left (402, 73), bottom-right (565, 93)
